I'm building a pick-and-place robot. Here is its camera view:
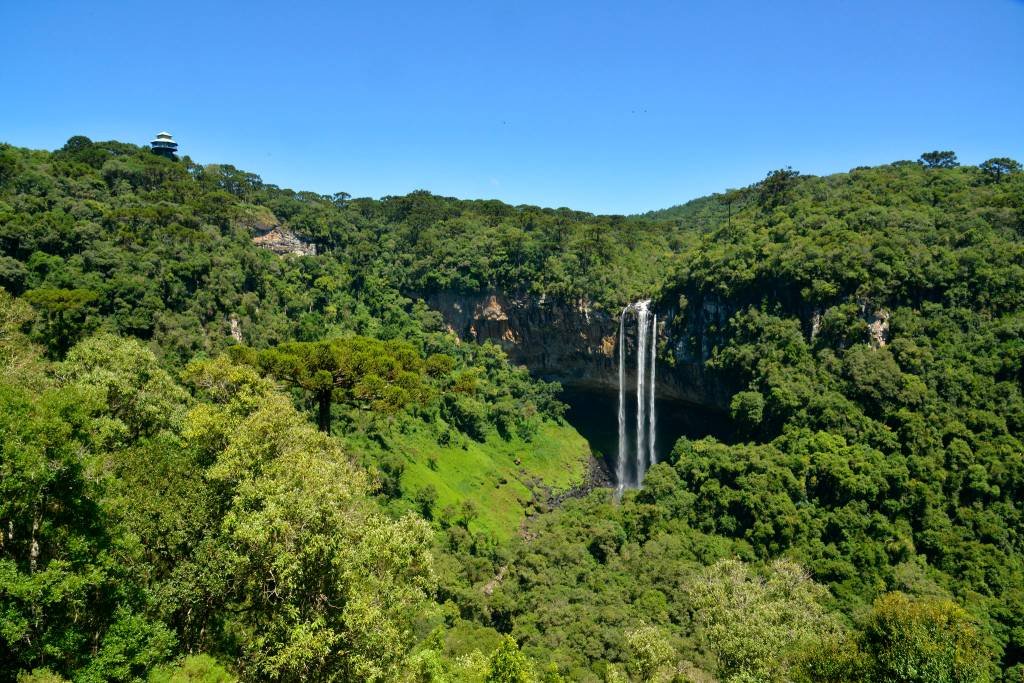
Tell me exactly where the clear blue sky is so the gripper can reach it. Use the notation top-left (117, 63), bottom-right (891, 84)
top-left (2, 1), bottom-right (1022, 214)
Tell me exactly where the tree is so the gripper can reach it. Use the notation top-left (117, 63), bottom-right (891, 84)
top-left (181, 357), bottom-right (436, 681)
top-left (486, 636), bottom-right (535, 683)
top-left (0, 257), bottom-right (28, 294)
top-left (721, 187), bottom-right (751, 226)
top-left (919, 151), bottom-right (959, 168)
top-left (859, 593), bottom-right (993, 683)
top-left (0, 146), bottom-right (17, 186)
top-left (412, 484), bottom-right (439, 519)
top-left (232, 336), bottom-right (431, 432)
top-left (22, 288), bottom-right (97, 357)
top-left (60, 333), bottom-right (189, 442)
top-left (758, 167), bottom-right (800, 209)
top-left (729, 390), bottom-right (765, 432)
top-left (626, 625), bottom-right (677, 682)
top-left (75, 609), bottom-right (177, 683)
top-left (0, 290), bottom-right (44, 384)
top-left (147, 654), bottom-right (236, 682)
top-left (0, 376), bottom-right (122, 678)
top-left (689, 559), bottom-right (845, 682)
top-left (60, 135), bottom-right (93, 155)
top-left (978, 157), bottom-right (1021, 183)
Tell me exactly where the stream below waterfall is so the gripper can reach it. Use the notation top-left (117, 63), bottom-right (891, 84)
top-left (560, 386), bottom-right (734, 487)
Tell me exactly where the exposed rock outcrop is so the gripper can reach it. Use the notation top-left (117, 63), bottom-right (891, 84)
top-left (229, 314), bottom-right (243, 343)
top-left (419, 290), bottom-right (733, 410)
top-left (420, 288), bottom-right (894, 413)
top-left (867, 307), bottom-right (891, 348)
top-left (235, 204), bottom-right (317, 256)
top-left (252, 226), bottom-right (317, 256)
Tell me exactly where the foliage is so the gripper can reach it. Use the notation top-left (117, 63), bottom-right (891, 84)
top-left (688, 559), bottom-right (842, 682)
top-left (860, 592), bottom-right (994, 683)
top-left (920, 150), bottom-right (960, 168)
top-left (487, 636), bottom-right (536, 683)
top-left (60, 332), bottom-right (189, 442)
top-left (0, 310), bottom-right (436, 681)
top-left (624, 626), bottom-right (676, 682)
top-left (2, 137), bottom-right (1023, 679)
top-left (232, 336), bottom-right (435, 431)
top-left (22, 287), bottom-right (97, 355)
top-left (181, 358), bottom-right (436, 681)
top-left (148, 655), bottom-right (237, 682)
top-left (979, 158), bottom-right (1021, 184)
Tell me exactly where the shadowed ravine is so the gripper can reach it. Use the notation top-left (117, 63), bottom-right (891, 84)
top-left (559, 386), bottom-right (733, 484)
top-left (420, 289), bottom-right (738, 487)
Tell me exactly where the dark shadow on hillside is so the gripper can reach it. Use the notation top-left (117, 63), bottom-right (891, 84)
top-left (559, 385), bottom-right (735, 482)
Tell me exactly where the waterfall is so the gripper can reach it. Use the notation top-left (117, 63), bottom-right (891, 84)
top-left (616, 306), bottom-right (628, 492)
top-left (635, 301), bottom-right (650, 485)
top-left (648, 313), bottom-right (657, 469)
top-left (616, 300), bottom-right (658, 489)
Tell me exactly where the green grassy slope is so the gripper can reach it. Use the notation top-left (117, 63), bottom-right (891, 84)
top-left (363, 420), bottom-right (591, 540)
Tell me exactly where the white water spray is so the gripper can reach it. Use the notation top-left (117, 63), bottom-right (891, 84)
top-left (648, 313), bottom-right (657, 469)
top-left (635, 301), bottom-right (650, 484)
top-left (616, 305), bottom-right (628, 492)
top-left (615, 300), bottom-right (659, 489)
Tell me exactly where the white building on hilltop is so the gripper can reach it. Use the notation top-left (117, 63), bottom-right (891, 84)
top-left (150, 131), bottom-right (178, 158)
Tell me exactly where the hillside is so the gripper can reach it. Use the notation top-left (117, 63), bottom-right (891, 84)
top-left (1, 137), bottom-right (1023, 681)
top-left (0, 137), bottom-right (596, 528)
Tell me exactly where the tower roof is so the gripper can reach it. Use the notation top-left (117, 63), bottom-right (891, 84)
top-left (149, 133), bottom-right (176, 148)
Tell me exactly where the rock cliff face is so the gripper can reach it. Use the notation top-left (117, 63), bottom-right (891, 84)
top-left (420, 290), bottom-right (735, 410)
top-left (252, 226), bottom-right (317, 257)
top-left (235, 204), bottom-right (317, 257)
top-left (421, 288), bottom-right (894, 412)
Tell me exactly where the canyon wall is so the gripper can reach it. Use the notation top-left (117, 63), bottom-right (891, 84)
top-left (419, 290), bottom-right (736, 410)
top-left (419, 288), bottom-right (891, 416)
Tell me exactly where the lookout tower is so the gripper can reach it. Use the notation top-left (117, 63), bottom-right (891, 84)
top-left (150, 131), bottom-right (178, 159)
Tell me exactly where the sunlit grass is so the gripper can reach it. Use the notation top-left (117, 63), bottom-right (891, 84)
top-left (393, 420), bottom-right (590, 539)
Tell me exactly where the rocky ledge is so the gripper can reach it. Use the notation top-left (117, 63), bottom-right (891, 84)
top-left (235, 204), bottom-right (317, 257)
top-left (419, 288), bottom-right (892, 412)
top-left (418, 290), bottom-right (734, 410)
top-left (252, 226), bottom-right (317, 257)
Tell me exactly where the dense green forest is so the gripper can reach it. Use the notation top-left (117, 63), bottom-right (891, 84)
top-left (1, 137), bottom-right (1022, 681)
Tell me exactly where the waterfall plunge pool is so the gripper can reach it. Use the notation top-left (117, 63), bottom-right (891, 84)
top-left (559, 386), bottom-right (734, 488)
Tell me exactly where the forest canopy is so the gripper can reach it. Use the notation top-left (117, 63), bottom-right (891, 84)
top-left (0, 136), bottom-right (1022, 681)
